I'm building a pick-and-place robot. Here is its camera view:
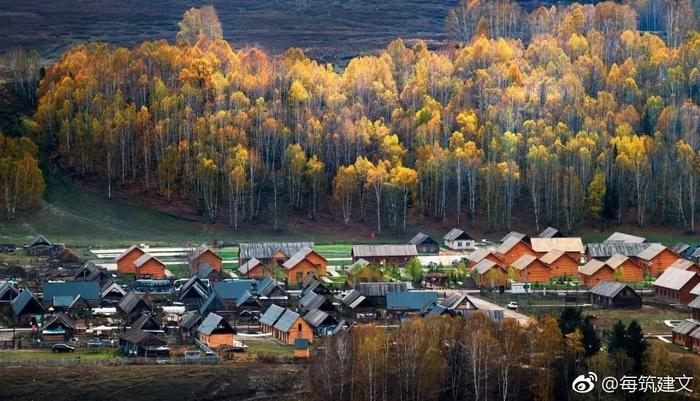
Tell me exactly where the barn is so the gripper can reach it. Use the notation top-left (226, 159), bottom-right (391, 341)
top-left (589, 280), bottom-right (642, 308)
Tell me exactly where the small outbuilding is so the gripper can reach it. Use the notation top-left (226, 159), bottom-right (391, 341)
top-left (409, 232), bottom-right (439, 254)
top-left (197, 313), bottom-right (236, 348)
top-left (118, 329), bottom-right (169, 357)
top-left (653, 267), bottom-right (700, 305)
top-left (443, 229), bottom-right (474, 251)
top-left (589, 280), bottom-right (642, 308)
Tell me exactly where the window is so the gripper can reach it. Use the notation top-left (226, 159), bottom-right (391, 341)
top-left (298, 323), bottom-right (302, 332)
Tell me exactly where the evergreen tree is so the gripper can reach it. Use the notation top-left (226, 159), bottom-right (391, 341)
top-left (580, 316), bottom-right (601, 357)
top-left (607, 320), bottom-right (627, 353)
top-left (625, 320), bottom-right (647, 374)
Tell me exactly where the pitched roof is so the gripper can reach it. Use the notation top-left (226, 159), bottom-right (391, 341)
top-left (238, 258), bottom-right (262, 275)
top-left (118, 291), bottom-right (149, 314)
top-left (590, 280), bottom-right (629, 298)
top-left (579, 259), bottom-right (608, 276)
top-left (260, 304), bottom-right (286, 326)
top-left (274, 309), bottom-right (301, 333)
top-left (444, 228), bottom-right (471, 241)
top-left (605, 254), bottom-right (630, 269)
top-left (179, 311), bottom-right (202, 330)
top-left (667, 259), bottom-right (696, 271)
top-left (653, 268), bottom-right (698, 291)
top-left (688, 295), bottom-right (700, 309)
top-left (349, 258), bottom-right (370, 270)
top-left (43, 281), bottom-right (100, 301)
top-left (134, 252), bottom-right (165, 268)
top-left (672, 243), bottom-right (690, 255)
top-left (115, 245), bottom-right (143, 262)
top-left (352, 244), bottom-right (417, 258)
top-left (52, 296), bottom-right (76, 308)
top-left (28, 234), bottom-right (52, 247)
top-left (303, 309), bottom-right (334, 328)
top-left (386, 291), bottom-right (438, 310)
top-left (500, 231), bottom-right (527, 243)
top-left (530, 237), bottom-right (584, 253)
top-left (43, 312), bottom-right (76, 330)
top-left (355, 282), bottom-right (408, 297)
top-left (131, 313), bottom-right (161, 331)
top-left (197, 312), bottom-right (234, 335)
top-left (538, 227), bottom-right (561, 238)
top-left (474, 259), bottom-right (499, 274)
top-left (189, 246), bottom-right (221, 262)
top-left (511, 254), bottom-right (539, 271)
top-left (409, 232), bottom-right (437, 245)
top-left (587, 242), bottom-right (654, 258)
top-left (239, 242), bottom-right (314, 260)
top-left (466, 248), bottom-right (491, 263)
top-left (195, 264), bottom-right (215, 279)
top-left (12, 290), bottom-right (44, 315)
top-left (119, 329), bottom-right (166, 346)
top-left (605, 232), bottom-right (646, 243)
top-left (299, 291), bottom-right (330, 311)
top-left (636, 243), bottom-right (670, 260)
top-left (440, 293), bottom-right (473, 310)
top-left (672, 319), bottom-right (700, 335)
top-left (495, 236), bottom-right (524, 254)
top-left (257, 277), bottom-right (287, 299)
top-left (199, 292), bottom-right (227, 314)
top-left (212, 280), bottom-right (254, 301)
top-left (691, 282), bottom-right (700, 296)
top-left (0, 283), bottom-right (19, 300)
top-left (282, 247), bottom-right (316, 269)
top-left (539, 250), bottom-right (566, 265)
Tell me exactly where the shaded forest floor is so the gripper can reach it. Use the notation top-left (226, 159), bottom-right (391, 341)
top-left (3, 174), bottom-right (700, 249)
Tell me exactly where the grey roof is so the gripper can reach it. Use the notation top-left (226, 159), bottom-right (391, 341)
top-left (440, 294), bottom-right (472, 310)
top-left (28, 234), bottom-right (52, 247)
top-left (341, 290), bottom-right (366, 308)
top-left (668, 259), bottom-right (696, 271)
top-left (587, 242), bottom-right (654, 258)
top-left (688, 296), bottom-right (700, 309)
top-left (352, 244), bottom-right (417, 258)
top-left (12, 290), bottom-right (44, 315)
top-left (409, 232), bottom-right (437, 245)
top-left (118, 291), bottom-right (149, 314)
top-left (257, 277), bottom-right (287, 299)
top-left (495, 236), bottom-right (523, 254)
top-left (636, 243), bottom-right (670, 260)
top-left (605, 232), bottom-right (646, 243)
top-left (692, 248), bottom-right (700, 258)
top-left (672, 243), bottom-right (690, 255)
top-left (189, 246), bottom-right (221, 262)
top-left (199, 292), bottom-right (227, 314)
top-left (131, 313), bottom-right (161, 331)
top-left (260, 304), bottom-right (286, 326)
top-left (579, 259), bottom-right (607, 276)
top-left (500, 231), bottom-right (527, 243)
top-left (179, 311), bottom-right (201, 330)
top-left (444, 228), bottom-right (471, 241)
top-left (197, 312), bottom-right (234, 336)
top-left (0, 283), bottom-right (19, 300)
top-left (672, 319), bottom-right (699, 335)
top-left (274, 309), bottom-right (301, 332)
top-left (299, 291), bottom-right (329, 311)
top-left (239, 242), bottom-right (314, 260)
top-left (466, 248), bottom-right (491, 263)
top-left (692, 283), bottom-right (700, 296)
top-left (282, 247), bottom-right (315, 269)
top-left (195, 264), bottom-right (215, 279)
top-left (179, 276), bottom-right (210, 301)
top-left (653, 268), bottom-right (697, 291)
top-left (605, 254), bottom-right (630, 269)
top-left (355, 282), bottom-right (408, 297)
top-left (43, 281), bottom-right (100, 301)
top-left (386, 291), bottom-right (438, 310)
top-left (349, 258), bottom-right (370, 270)
top-left (43, 312), bottom-right (76, 330)
top-left (134, 252), bottom-right (164, 268)
top-left (511, 254), bottom-right (538, 271)
top-left (119, 329), bottom-right (166, 346)
top-left (538, 227), bottom-right (561, 238)
top-left (303, 309), bottom-right (335, 328)
top-left (590, 280), bottom-right (629, 298)
top-left (238, 258), bottom-right (262, 275)
top-left (474, 259), bottom-right (499, 274)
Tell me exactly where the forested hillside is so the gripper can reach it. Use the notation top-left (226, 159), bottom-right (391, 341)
top-left (25, 1), bottom-right (700, 233)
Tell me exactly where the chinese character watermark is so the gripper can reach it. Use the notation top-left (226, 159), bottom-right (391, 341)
top-left (572, 372), bottom-right (693, 394)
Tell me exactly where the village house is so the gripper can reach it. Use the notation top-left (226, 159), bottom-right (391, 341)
top-left (538, 250), bottom-right (580, 279)
top-left (689, 295), bottom-right (700, 321)
top-left (351, 244), bottom-right (418, 266)
top-left (115, 245), bottom-right (146, 275)
top-left (672, 320), bottom-right (700, 349)
top-left (43, 281), bottom-right (101, 308)
top-left (118, 329), bottom-right (169, 357)
top-left (197, 313), bottom-right (236, 348)
top-left (589, 281), bottom-right (642, 308)
top-left (690, 329), bottom-right (700, 353)
top-left (238, 258), bottom-right (265, 278)
top-left (131, 313), bottom-right (162, 333)
top-left (73, 262), bottom-right (112, 285)
top-left (538, 227), bottom-right (563, 238)
top-left (211, 280), bottom-right (262, 313)
top-left (529, 237), bottom-right (585, 260)
top-left (465, 248), bottom-right (502, 269)
top-left (605, 232), bottom-right (647, 243)
top-left (354, 282), bottom-right (410, 308)
top-left (409, 232), bottom-right (439, 254)
top-left (603, 254), bottom-right (645, 282)
top-left (193, 264), bottom-right (223, 281)
top-left (299, 290), bottom-right (336, 313)
top-left (281, 247), bottom-right (328, 284)
top-left (439, 293), bottom-right (478, 314)
top-left (178, 276), bottom-right (210, 307)
top-left (178, 311), bottom-right (201, 340)
top-left (579, 259), bottom-right (616, 286)
top-left (133, 253), bottom-right (167, 279)
top-left (493, 236), bottom-right (536, 267)
top-left (11, 290), bottom-right (45, 326)
top-left (41, 312), bottom-right (77, 342)
top-left (238, 242), bottom-right (314, 266)
top-left (189, 246), bottom-right (223, 273)
top-left (653, 267), bottom-right (700, 305)
top-left (340, 289), bottom-right (374, 317)
top-left (443, 229), bottom-right (474, 251)
top-left (510, 254), bottom-right (550, 283)
top-left (473, 259), bottom-right (508, 288)
top-left (635, 244), bottom-right (680, 277)
top-left (666, 259), bottom-right (700, 274)
top-left (303, 308), bottom-right (338, 336)
top-left (260, 304), bottom-right (285, 334)
top-left (587, 242), bottom-right (654, 260)
top-left (272, 308), bottom-right (314, 345)
top-left (28, 234), bottom-right (55, 256)
top-left (0, 283), bottom-right (19, 314)
top-left (501, 231), bottom-right (529, 244)
top-left (386, 291), bottom-right (438, 316)
top-left (117, 291), bottom-right (153, 323)
top-left (255, 276), bottom-right (288, 305)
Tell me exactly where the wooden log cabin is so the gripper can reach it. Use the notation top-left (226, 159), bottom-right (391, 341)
top-left (493, 236), bottom-right (536, 267)
top-left (667, 259), bottom-right (700, 275)
top-left (510, 254), bottom-right (550, 283)
top-left (115, 245), bottom-right (146, 275)
top-left (465, 248), bottom-right (503, 270)
top-left (272, 308), bottom-right (314, 345)
top-left (635, 244), bottom-right (681, 277)
top-left (197, 313), bottom-right (236, 348)
top-left (579, 259), bottom-right (615, 286)
top-left (672, 320), bottom-right (700, 349)
top-left (530, 237), bottom-right (585, 261)
top-left (409, 232), bottom-right (440, 254)
top-left (281, 247), bottom-right (328, 284)
top-left (351, 245), bottom-right (418, 266)
top-left (653, 267), bottom-right (700, 305)
top-left (473, 259), bottom-right (509, 288)
top-left (238, 258), bottom-right (265, 278)
top-left (589, 281), bottom-right (642, 308)
top-left (604, 254), bottom-right (645, 282)
top-left (189, 246), bottom-right (223, 273)
top-left (238, 242), bottom-right (314, 267)
top-left (133, 253), bottom-right (166, 279)
top-left (538, 250), bottom-right (580, 279)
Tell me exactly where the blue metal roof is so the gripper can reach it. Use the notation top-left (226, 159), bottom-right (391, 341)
top-left (212, 280), bottom-right (254, 300)
top-left (52, 296), bottom-right (75, 307)
top-left (386, 292), bottom-right (438, 311)
top-left (197, 312), bottom-right (234, 336)
top-left (199, 292), bottom-right (226, 315)
top-left (12, 290), bottom-right (44, 315)
top-left (260, 304), bottom-right (286, 326)
top-left (43, 281), bottom-right (100, 301)
top-left (274, 309), bottom-right (301, 333)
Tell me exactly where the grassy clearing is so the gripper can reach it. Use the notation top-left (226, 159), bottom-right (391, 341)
top-left (583, 307), bottom-right (688, 334)
top-left (243, 340), bottom-right (293, 357)
top-left (0, 348), bottom-right (118, 361)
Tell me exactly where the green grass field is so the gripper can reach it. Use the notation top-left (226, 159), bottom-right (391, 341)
top-left (0, 348), bottom-right (118, 361)
top-left (583, 307), bottom-right (688, 334)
